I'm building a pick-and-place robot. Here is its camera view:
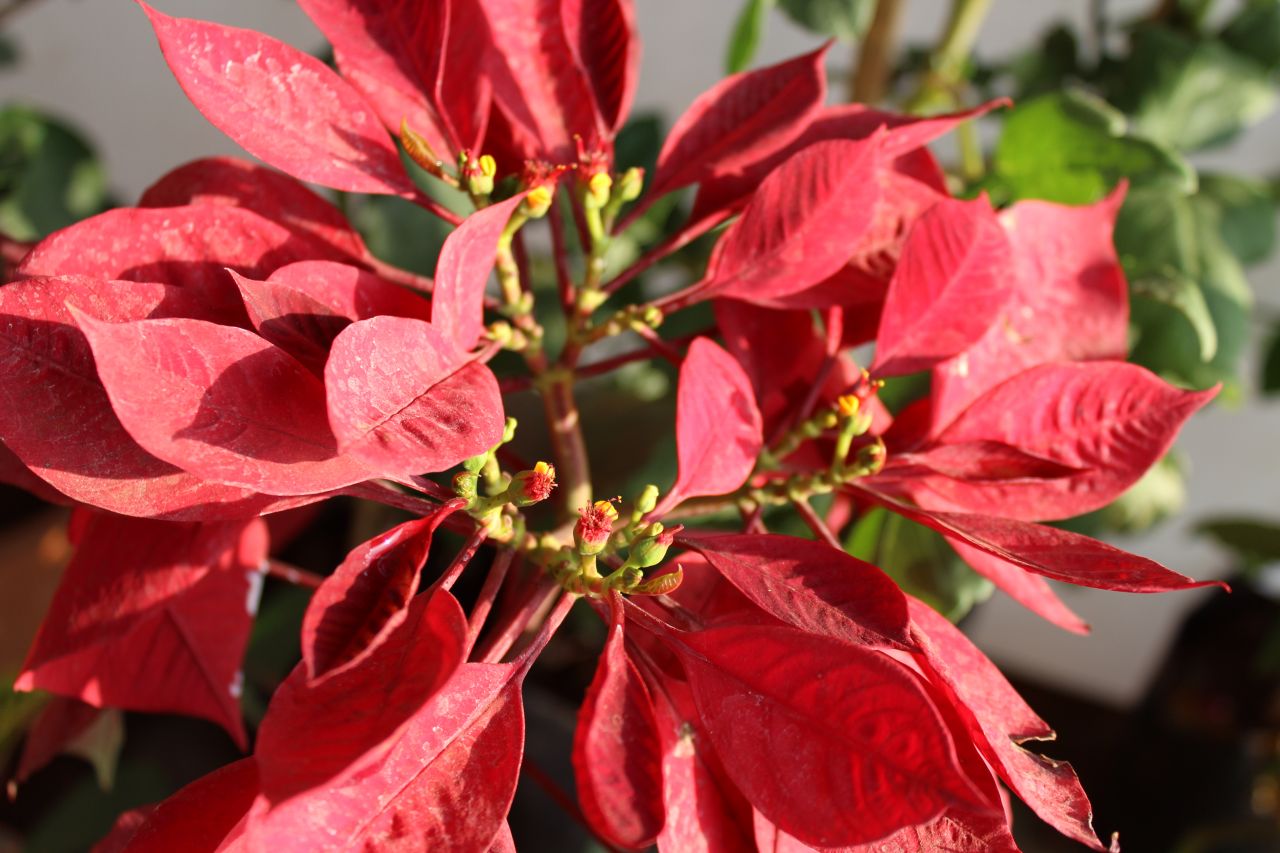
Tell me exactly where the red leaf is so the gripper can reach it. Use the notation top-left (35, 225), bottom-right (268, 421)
top-left (752, 807), bottom-right (1020, 853)
top-left (93, 757), bottom-right (258, 853)
top-left (267, 260), bottom-right (432, 322)
top-left (872, 196), bottom-right (1014, 377)
top-left (678, 532), bottom-right (913, 650)
top-left (907, 362), bottom-right (1218, 520)
top-left (324, 316), bottom-right (505, 476)
top-left (946, 537), bottom-right (1090, 634)
top-left (573, 592), bottom-right (666, 849)
top-left (302, 503), bottom-right (463, 682)
top-left (0, 439), bottom-right (69, 505)
top-left (16, 514), bottom-right (268, 746)
top-left (256, 587), bottom-right (469, 801)
top-left (0, 277), bottom-right (305, 519)
top-left (139, 157), bottom-right (368, 260)
top-left (885, 441), bottom-right (1084, 483)
top-left (248, 662), bottom-right (523, 851)
top-left (655, 338), bottom-right (761, 515)
top-left (705, 138), bottom-right (883, 303)
top-left (931, 189), bottom-right (1130, 430)
top-left (432, 193), bottom-right (527, 352)
top-left (908, 598), bottom-right (1109, 850)
top-left (563, 0), bottom-right (640, 135)
top-left (646, 47), bottom-right (828, 209)
top-left (140, 3), bottom-right (411, 195)
top-left (73, 311), bottom-right (374, 496)
top-left (231, 271), bottom-right (350, 374)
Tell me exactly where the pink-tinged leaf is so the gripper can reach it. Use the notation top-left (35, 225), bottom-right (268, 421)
top-left (752, 807), bottom-right (1020, 853)
top-left (858, 487), bottom-right (1223, 594)
top-left (885, 441), bottom-right (1084, 483)
top-left (231, 271), bottom-right (349, 374)
top-left (563, 0), bottom-right (640, 135)
top-left (433, 193), bottom-right (527, 351)
top-left (93, 757), bottom-right (258, 853)
top-left (303, 502), bottom-right (463, 682)
top-left (475, 0), bottom-right (601, 161)
top-left (661, 623), bottom-right (992, 847)
top-left (909, 362), bottom-right (1218, 521)
top-left (325, 316), bottom-right (505, 476)
top-left (74, 311), bottom-right (374, 496)
top-left (139, 157), bottom-right (367, 259)
top-left (908, 598), bottom-right (1109, 850)
top-left (705, 138), bottom-right (883, 303)
top-left (267, 260), bottom-right (432, 322)
top-left (655, 338), bottom-right (762, 516)
top-left (16, 514), bottom-right (268, 746)
top-left (931, 189), bottom-right (1131, 430)
top-left (16, 698), bottom-right (122, 789)
top-left (872, 196), bottom-right (1015, 377)
top-left (573, 592), bottom-right (665, 849)
top-left (140, 3), bottom-right (411, 195)
top-left (946, 537), bottom-right (1090, 634)
top-left (678, 531), bottom-right (913, 650)
top-left (646, 47), bottom-right (827, 208)
top-left (248, 662), bottom-right (523, 852)
top-left (256, 587), bottom-right (469, 801)
top-left (0, 277), bottom-right (309, 520)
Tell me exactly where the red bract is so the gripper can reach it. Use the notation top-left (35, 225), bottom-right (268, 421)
top-left (3, 3), bottom-right (1225, 850)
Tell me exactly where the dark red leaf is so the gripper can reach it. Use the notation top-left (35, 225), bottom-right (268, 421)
top-left (16, 514), bottom-right (268, 746)
top-left (0, 439), bottom-right (69, 505)
top-left (325, 316), bottom-right (505, 476)
top-left (231, 271), bottom-right (350, 374)
top-left (15, 697), bottom-right (117, 786)
top-left (140, 3), bottom-right (412, 195)
top-left (267, 260), bottom-right (432, 322)
top-left (678, 531), bottom-right (913, 650)
top-left (946, 536), bottom-right (1090, 634)
top-left (872, 196), bottom-right (1014, 377)
top-left (654, 338), bottom-right (761, 515)
top-left (563, 0), bottom-right (640, 135)
top-left (573, 592), bottom-right (665, 849)
top-left (73, 311), bottom-right (374, 496)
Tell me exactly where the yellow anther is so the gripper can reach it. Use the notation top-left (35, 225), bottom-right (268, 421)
top-left (836, 394), bottom-right (860, 418)
top-left (587, 172), bottom-right (613, 207)
top-left (478, 154), bottom-right (497, 178)
top-left (524, 185), bottom-right (553, 218)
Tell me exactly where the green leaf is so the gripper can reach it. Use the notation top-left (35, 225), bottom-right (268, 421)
top-left (1096, 454), bottom-right (1187, 533)
top-left (990, 89), bottom-right (1195, 205)
top-left (1222, 1), bottom-right (1280, 72)
top-left (1198, 517), bottom-right (1280, 566)
top-left (1262, 321), bottom-right (1280, 394)
top-left (726, 0), bottom-right (775, 74)
top-left (1198, 173), bottom-right (1277, 265)
top-left (777, 0), bottom-right (876, 42)
top-left (1130, 272), bottom-right (1218, 361)
top-left (351, 194), bottom-right (452, 277)
top-left (1114, 25), bottom-right (1276, 152)
top-left (0, 106), bottom-right (108, 240)
top-left (64, 708), bottom-right (125, 791)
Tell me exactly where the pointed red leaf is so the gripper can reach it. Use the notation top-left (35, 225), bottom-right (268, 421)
top-left (655, 338), bottom-right (762, 516)
top-left (886, 441), bottom-right (1084, 483)
top-left (139, 156), bottom-right (368, 260)
top-left (15, 514), bottom-right (268, 746)
top-left (140, 3), bottom-right (411, 195)
top-left (573, 592), bottom-right (665, 849)
top-left (432, 193), bottom-right (527, 351)
top-left (911, 362), bottom-right (1218, 520)
top-left (256, 586), bottom-right (469, 801)
top-left (932, 189), bottom-right (1130, 430)
top-left (706, 138), bottom-right (883, 303)
top-left (325, 316), bottom-right (505, 476)
top-left (752, 806), bottom-right (1020, 853)
top-left (303, 502), bottom-right (464, 682)
top-left (909, 598), bottom-right (1109, 850)
top-left (946, 536), bottom-right (1090, 634)
top-left (563, 0), bottom-right (640, 135)
top-left (74, 311), bottom-right (373, 496)
top-left (679, 532), bottom-right (913, 650)
top-left (872, 196), bottom-right (1015, 377)
top-left (231, 271), bottom-right (349, 374)
top-left (267, 260), bottom-right (432, 322)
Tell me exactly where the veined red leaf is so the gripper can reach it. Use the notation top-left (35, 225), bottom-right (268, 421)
top-left (678, 531), bottom-right (913, 650)
top-left (16, 698), bottom-right (122, 790)
top-left (931, 189), bottom-right (1130, 431)
top-left (573, 592), bottom-right (665, 849)
top-left (946, 537), bottom-right (1090, 634)
top-left (908, 598), bottom-right (1109, 850)
top-left (267, 260), bottom-right (432, 322)
top-left (139, 157), bottom-right (367, 259)
top-left (73, 311), bottom-right (374, 496)
top-left (16, 514), bottom-right (267, 746)
top-left (432, 193), bottom-right (527, 352)
top-left (872, 196), bottom-right (1014, 377)
top-left (705, 138), bottom-right (883, 303)
top-left (654, 338), bottom-right (761, 516)
top-left (563, 0), bottom-right (640, 135)
top-left (644, 47), bottom-right (827, 211)
top-left (303, 502), bottom-right (463, 682)
top-left (231, 271), bottom-right (349, 374)
top-left (324, 316), bottom-right (505, 476)
top-left (256, 587), bottom-right (469, 801)
top-left (752, 807), bottom-right (1020, 853)
top-left (0, 277), bottom-right (308, 519)
top-left (912, 362), bottom-right (1218, 520)
top-left (885, 441), bottom-right (1085, 483)
top-left (140, 3), bottom-right (412, 195)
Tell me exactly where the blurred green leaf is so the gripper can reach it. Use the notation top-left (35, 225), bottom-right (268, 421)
top-left (1198, 517), bottom-right (1280, 566)
top-left (1130, 272), bottom-right (1218, 361)
top-left (1096, 454), bottom-right (1187, 533)
top-left (777, 0), bottom-right (875, 41)
top-left (0, 106), bottom-right (108, 239)
top-left (1004, 24), bottom-right (1079, 99)
top-left (613, 113), bottom-right (663, 177)
top-left (25, 761), bottom-right (170, 853)
top-left (64, 709), bottom-right (125, 791)
top-left (0, 678), bottom-right (47, 768)
top-left (0, 33), bottom-right (17, 69)
top-left (351, 194), bottom-right (452, 277)
top-left (990, 90), bottom-right (1195, 205)
top-left (1222, 0), bottom-right (1280, 72)
top-left (1198, 173), bottom-right (1277, 265)
top-left (726, 0), bottom-right (774, 74)
top-left (1262, 321), bottom-right (1280, 394)
top-left (1114, 26), bottom-right (1275, 152)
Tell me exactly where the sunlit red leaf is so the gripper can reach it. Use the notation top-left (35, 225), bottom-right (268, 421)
top-left (267, 260), bottom-right (432, 322)
top-left (140, 3), bottom-right (412, 195)
top-left (751, 806), bottom-right (1020, 853)
top-left (231, 271), bottom-right (349, 374)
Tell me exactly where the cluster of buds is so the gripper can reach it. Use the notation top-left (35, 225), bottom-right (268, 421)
top-left (451, 419), bottom-right (557, 538)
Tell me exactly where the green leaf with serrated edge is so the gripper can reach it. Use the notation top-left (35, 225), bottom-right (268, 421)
top-left (726, 0), bottom-right (775, 74)
top-left (1199, 173), bottom-right (1277, 265)
top-left (1222, 1), bottom-right (1280, 72)
top-left (0, 106), bottom-right (107, 239)
top-left (1198, 518), bottom-right (1280, 566)
top-left (778, 0), bottom-right (876, 41)
top-left (1131, 272), bottom-right (1218, 361)
top-left (990, 90), bottom-right (1195, 205)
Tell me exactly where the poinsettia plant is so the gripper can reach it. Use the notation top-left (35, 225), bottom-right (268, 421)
top-left (0, 1), bottom-right (1230, 850)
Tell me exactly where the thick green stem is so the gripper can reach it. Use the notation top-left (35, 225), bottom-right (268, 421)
top-left (905, 0), bottom-right (992, 113)
top-left (850, 0), bottom-right (904, 104)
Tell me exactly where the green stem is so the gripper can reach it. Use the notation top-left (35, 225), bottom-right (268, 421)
top-left (850, 0), bottom-right (904, 104)
top-left (905, 0), bottom-right (992, 113)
